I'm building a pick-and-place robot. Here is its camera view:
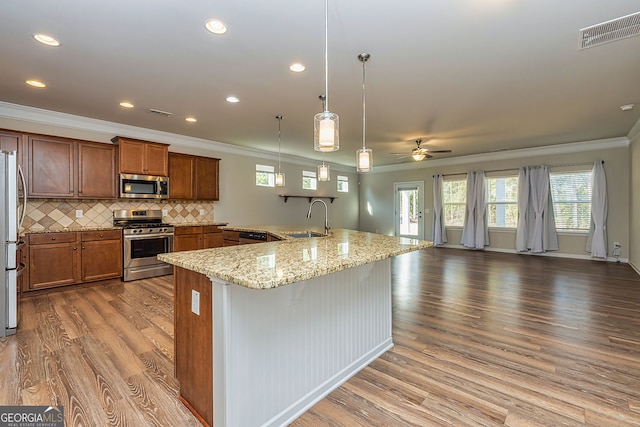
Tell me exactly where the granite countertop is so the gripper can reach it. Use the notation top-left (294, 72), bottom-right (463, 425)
top-left (22, 226), bottom-right (122, 235)
top-left (158, 226), bottom-right (433, 290)
top-left (174, 222), bottom-right (228, 227)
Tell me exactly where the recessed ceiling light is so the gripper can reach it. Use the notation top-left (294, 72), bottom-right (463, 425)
top-left (289, 63), bottom-right (306, 72)
top-left (185, 116), bottom-right (197, 123)
top-left (620, 104), bottom-right (635, 111)
top-left (119, 101), bottom-right (134, 108)
top-left (205, 19), bottom-right (227, 35)
top-left (33, 33), bottom-right (60, 47)
top-left (226, 96), bottom-right (239, 103)
top-left (25, 80), bottom-right (46, 88)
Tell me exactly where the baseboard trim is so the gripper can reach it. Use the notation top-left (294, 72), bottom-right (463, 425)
top-left (435, 244), bottom-right (629, 264)
top-left (630, 261), bottom-right (640, 275)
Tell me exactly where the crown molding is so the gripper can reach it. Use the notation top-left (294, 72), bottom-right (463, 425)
top-left (368, 137), bottom-right (630, 174)
top-left (0, 101), bottom-right (355, 173)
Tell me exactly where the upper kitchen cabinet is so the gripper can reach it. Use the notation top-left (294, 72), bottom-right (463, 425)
top-left (27, 135), bottom-right (118, 199)
top-left (77, 141), bottom-right (117, 198)
top-left (28, 135), bottom-right (75, 197)
top-left (168, 153), bottom-right (220, 201)
top-left (169, 153), bottom-right (195, 199)
top-left (0, 129), bottom-right (24, 170)
top-left (112, 136), bottom-right (168, 176)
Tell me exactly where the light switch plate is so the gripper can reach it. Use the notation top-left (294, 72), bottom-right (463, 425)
top-left (191, 290), bottom-right (200, 315)
top-left (199, 209), bottom-right (205, 216)
top-left (162, 209), bottom-right (168, 217)
top-left (75, 209), bottom-right (83, 218)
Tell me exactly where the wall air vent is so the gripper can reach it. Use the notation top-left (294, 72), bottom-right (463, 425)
top-left (148, 108), bottom-right (173, 117)
top-left (579, 11), bottom-right (640, 50)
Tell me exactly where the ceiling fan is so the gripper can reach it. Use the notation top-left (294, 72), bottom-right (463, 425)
top-left (409, 139), bottom-right (452, 161)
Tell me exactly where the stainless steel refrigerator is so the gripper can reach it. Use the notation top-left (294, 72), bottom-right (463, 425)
top-left (1, 150), bottom-right (26, 337)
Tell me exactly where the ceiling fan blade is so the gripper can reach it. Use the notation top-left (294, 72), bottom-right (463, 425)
top-left (425, 149), bottom-right (452, 153)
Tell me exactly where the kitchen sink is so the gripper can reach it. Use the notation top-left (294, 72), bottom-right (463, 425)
top-left (287, 232), bottom-right (327, 238)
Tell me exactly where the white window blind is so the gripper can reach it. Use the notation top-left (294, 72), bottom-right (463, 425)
top-left (550, 171), bottom-right (592, 230)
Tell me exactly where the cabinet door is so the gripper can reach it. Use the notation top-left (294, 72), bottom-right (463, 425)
top-left (174, 234), bottom-right (202, 252)
top-left (145, 143), bottom-right (169, 176)
top-left (169, 153), bottom-right (195, 199)
top-left (78, 142), bottom-right (117, 198)
top-left (81, 239), bottom-right (122, 282)
top-left (202, 233), bottom-right (223, 249)
top-left (29, 238), bottom-right (80, 289)
top-left (0, 130), bottom-right (21, 153)
top-left (28, 135), bottom-right (75, 197)
top-left (117, 138), bottom-right (146, 175)
top-left (195, 157), bottom-right (219, 201)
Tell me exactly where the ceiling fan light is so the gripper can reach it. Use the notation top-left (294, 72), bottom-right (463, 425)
top-left (412, 149), bottom-right (425, 161)
top-left (356, 148), bottom-right (372, 172)
top-left (314, 111), bottom-right (339, 151)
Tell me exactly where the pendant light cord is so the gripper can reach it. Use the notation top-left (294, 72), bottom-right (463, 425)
top-left (362, 56), bottom-right (366, 150)
top-left (324, 0), bottom-right (329, 112)
top-left (276, 115), bottom-right (282, 172)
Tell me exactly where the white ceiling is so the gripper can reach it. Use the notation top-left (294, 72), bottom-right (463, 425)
top-left (1, 0), bottom-right (639, 167)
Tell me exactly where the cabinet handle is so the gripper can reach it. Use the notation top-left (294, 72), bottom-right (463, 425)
top-left (82, 246), bottom-right (85, 250)
top-left (100, 234), bottom-right (104, 238)
top-left (73, 247), bottom-right (77, 250)
top-left (51, 237), bottom-right (56, 241)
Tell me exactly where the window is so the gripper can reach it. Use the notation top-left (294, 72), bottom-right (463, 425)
top-left (302, 170), bottom-right (317, 190)
top-left (442, 179), bottom-right (466, 226)
top-left (256, 164), bottom-right (274, 187)
top-left (337, 175), bottom-right (348, 192)
top-left (487, 176), bottom-right (518, 228)
top-left (550, 171), bottom-right (592, 230)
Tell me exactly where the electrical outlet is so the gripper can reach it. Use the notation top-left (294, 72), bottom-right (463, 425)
top-left (614, 242), bottom-right (621, 248)
top-left (191, 290), bottom-right (200, 315)
top-left (75, 209), bottom-right (83, 218)
top-left (162, 209), bottom-right (168, 217)
top-left (199, 209), bottom-right (205, 216)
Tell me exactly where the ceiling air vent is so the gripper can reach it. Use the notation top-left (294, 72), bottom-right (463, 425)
top-left (579, 11), bottom-right (640, 50)
top-left (148, 108), bottom-right (173, 117)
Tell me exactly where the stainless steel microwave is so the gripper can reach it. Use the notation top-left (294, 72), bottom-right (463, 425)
top-left (119, 174), bottom-right (169, 199)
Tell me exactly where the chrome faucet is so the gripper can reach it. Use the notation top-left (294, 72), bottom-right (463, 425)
top-left (307, 199), bottom-right (330, 235)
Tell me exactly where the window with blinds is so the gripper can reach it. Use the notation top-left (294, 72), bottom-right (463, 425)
top-left (256, 164), bottom-right (275, 187)
top-left (303, 170), bottom-right (317, 190)
top-left (549, 171), bottom-right (592, 230)
top-left (487, 176), bottom-right (518, 228)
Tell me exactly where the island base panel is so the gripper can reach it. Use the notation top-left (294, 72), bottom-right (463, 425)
top-left (174, 267), bottom-right (213, 425)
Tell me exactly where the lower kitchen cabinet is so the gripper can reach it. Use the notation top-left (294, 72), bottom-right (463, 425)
top-left (27, 230), bottom-right (122, 292)
top-left (28, 232), bottom-right (81, 290)
top-left (81, 230), bottom-right (122, 282)
top-left (222, 230), bottom-right (240, 246)
top-left (174, 226), bottom-right (224, 251)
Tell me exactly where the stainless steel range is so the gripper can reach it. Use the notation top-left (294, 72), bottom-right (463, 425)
top-left (113, 209), bottom-right (174, 282)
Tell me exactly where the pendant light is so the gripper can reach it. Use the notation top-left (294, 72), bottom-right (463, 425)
top-left (314, 0), bottom-right (339, 152)
top-left (275, 115), bottom-right (285, 186)
top-left (356, 53), bottom-right (372, 172)
top-left (318, 156), bottom-right (330, 181)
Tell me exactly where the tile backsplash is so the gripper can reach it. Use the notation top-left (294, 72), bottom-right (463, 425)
top-left (22, 199), bottom-right (216, 232)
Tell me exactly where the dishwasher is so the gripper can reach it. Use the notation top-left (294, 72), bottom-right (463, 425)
top-left (238, 231), bottom-right (267, 245)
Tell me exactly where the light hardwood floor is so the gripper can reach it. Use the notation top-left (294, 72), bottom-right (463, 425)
top-left (2, 249), bottom-right (640, 426)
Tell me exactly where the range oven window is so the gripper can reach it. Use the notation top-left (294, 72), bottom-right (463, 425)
top-left (130, 237), bottom-right (171, 259)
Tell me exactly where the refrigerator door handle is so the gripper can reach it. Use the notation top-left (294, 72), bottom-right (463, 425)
top-left (17, 164), bottom-right (26, 230)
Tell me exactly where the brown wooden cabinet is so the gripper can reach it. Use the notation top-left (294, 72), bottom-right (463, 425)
top-left (27, 135), bottom-right (75, 198)
top-left (222, 230), bottom-right (240, 246)
top-left (80, 230), bottom-right (122, 282)
top-left (78, 141), bottom-right (118, 198)
top-left (168, 153), bottom-right (220, 201)
top-left (27, 135), bottom-right (118, 199)
top-left (28, 232), bottom-right (81, 290)
top-left (113, 136), bottom-right (169, 176)
top-left (0, 130), bottom-right (23, 168)
top-left (27, 230), bottom-right (122, 292)
top-left (174, 225), bottom-right (224, 251)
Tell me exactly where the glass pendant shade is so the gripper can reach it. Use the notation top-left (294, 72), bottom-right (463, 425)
top-left (275, 172), bottom-right (285, 187)
top-left (356, 148), bottom-right (373, 172)
top-left (275, 115), bottom-right (285, 186)
top-left (318, 162), bottom-right (330, 181)
top-left (314, 111), bottom-right (339, 152)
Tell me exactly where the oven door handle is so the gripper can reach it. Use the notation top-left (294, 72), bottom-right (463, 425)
top-left (123, 233), bottom-right (174, 240)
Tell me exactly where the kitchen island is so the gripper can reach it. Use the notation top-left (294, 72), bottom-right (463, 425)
top-left (158, 227), bottom-right (432, 427)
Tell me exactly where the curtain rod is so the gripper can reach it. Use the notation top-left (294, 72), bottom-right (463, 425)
top-left (432, 161), bottom-right (602, 178)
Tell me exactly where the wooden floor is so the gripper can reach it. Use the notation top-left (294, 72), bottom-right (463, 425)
top-left (2, 249), bottom-right (640, 426)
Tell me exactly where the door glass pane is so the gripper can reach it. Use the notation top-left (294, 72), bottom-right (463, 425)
top-left (398, 188), bottom-right (419, 236)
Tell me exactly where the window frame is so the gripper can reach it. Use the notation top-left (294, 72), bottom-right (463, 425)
top-left (486, 175), bottom-right (519, 229)
top-left (337, 175), bottom-right (349, 193)
top-left (256, 164), bottom-right (275, 187)
top-left (302, 170), bottom-right (317, 191)
top-left (549, 170), bottom-right (592, 232)
top-left (442, 178), bottom-right (466, 228)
